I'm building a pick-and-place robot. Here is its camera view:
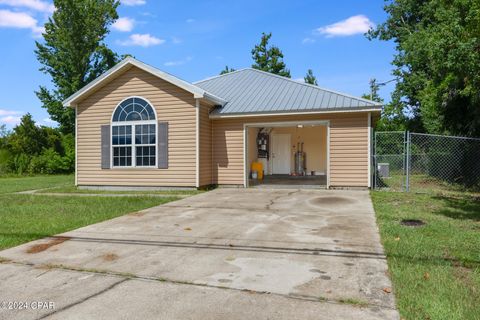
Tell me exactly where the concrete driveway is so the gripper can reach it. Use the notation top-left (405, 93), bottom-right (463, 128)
top-left (0, 189), bottom-right (399, 320)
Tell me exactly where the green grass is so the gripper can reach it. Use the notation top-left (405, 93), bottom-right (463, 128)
top-left (0, 194), bottom-right (178, 250)
top-left (0, 175), bottom-right (74, 194)
top-left (37, 185), bottom-right (203, 196)
top-left (371, 191), bottom-right (480, 320)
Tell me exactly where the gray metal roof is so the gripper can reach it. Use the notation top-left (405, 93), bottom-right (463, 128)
top-left (194, 68), bottom-right (382, 116)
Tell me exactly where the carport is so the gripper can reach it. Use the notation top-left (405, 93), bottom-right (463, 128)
top-left (245, 120), bottom-right (329, 188)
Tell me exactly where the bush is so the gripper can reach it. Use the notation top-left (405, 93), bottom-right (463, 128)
top-left (0, 149), bottom-right (12, 175)
top-left (28, 149), bottom-right (74, 174)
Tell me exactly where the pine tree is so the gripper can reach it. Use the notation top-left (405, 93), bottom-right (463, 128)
top-left (220, 66), bottom-right (236, 75)
top-left (35, 0), bottom-right (122, 134)
top-left (251, 32), bottom-right (290, 78)
top-left (304, 69), bottom-right (318, 85)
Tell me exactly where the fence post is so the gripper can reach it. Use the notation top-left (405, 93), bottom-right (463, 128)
top-left (405, 131), bottom-right (410, 192)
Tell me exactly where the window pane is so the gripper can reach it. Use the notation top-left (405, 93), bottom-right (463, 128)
top-left (113, 98), bottom-right (155, 122)
top-left (136, 146), bottom-right (156, 166)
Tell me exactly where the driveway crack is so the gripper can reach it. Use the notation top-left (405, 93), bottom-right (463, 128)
top-left (37, 278), bottom-right (128, 320)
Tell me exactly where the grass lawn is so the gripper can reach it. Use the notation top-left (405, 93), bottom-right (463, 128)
top-left (0, 194), bottom-right (178, 250)
top-left (0, 175), bottom-right (199, 251)
top-left (0, 175), bottom-right (74, 194)
top-left (371, 191), bottom-right (480, 320)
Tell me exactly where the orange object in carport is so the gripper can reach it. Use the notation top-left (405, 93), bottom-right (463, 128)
top-left (251, 162), bottom-right (264, 180)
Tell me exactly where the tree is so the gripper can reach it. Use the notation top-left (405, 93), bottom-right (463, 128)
top-left (368, 0), bottom-right (480, 136)
top-left (220, 66), bottom-right (236, 75)
top-left (364, 78), bottom-right (383, 103)
top-left (0, 124), bottom-right (8, 138)
top-left (251, 32), bottom-right (290, 77)
top-left (7, 114), bottom-right (47, 156)
top-left (35, 0), bottom-right (122, 134)
top-left (304, 69), bottom-right (318, 85)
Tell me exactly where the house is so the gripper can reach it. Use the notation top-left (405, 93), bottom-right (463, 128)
top-left (64, 57), bottom-right (381, 189)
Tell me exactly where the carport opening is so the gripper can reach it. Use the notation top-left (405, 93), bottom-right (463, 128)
top-left (246, 122), bottom-right (328, 188)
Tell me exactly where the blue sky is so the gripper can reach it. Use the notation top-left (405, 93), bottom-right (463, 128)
top-left (0, 0), bottom-right (395, 128)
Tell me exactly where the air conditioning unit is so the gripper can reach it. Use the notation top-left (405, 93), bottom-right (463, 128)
top-left (377, 163), bottom-right (390, 178)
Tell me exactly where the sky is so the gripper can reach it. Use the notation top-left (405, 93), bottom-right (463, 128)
top-left (0, 0), bottom-right (396, 128)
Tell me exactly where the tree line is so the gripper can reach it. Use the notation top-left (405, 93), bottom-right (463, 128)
top-left (220, 32), bottom-right (319, 86)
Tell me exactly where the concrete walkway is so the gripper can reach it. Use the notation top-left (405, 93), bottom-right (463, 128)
top-left (0, 188), bottom-right (399, 320)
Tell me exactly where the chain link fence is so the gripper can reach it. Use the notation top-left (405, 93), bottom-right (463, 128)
top-left (373, 131), bottom-right (480, 192)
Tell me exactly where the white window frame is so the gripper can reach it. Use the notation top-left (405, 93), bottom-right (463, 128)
top-left (110, 96), bottom-right (158, 169)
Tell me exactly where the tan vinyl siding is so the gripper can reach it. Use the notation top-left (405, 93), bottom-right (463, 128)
top-left (76, 66), bottom-right (196, 187)
top-left (199, 101), bottom-right (213, 186)
top-left (212, 112), bottom-right (371, 187)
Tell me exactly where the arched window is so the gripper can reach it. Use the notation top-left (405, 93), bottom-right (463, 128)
top-left (111, 97), bottom-right (157, 167)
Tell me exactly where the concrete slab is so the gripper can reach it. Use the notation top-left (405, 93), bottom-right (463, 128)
top-left (0, 188), bottom-right (399, 319)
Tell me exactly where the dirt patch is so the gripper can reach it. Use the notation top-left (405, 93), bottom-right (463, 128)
top-left (26, 236), bottom-right (71, 254)
top-left (400, 219), bottom-right (425, 227)
top-left (102, 253), bottom-right (119, 262)
top-left (310, 196), bottom-right (356, 206)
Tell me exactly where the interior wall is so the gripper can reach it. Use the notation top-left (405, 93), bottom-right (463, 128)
top-left (247, 127), bottom-right (259, 170)
top-left (269, 126), bottom-right (327, 174)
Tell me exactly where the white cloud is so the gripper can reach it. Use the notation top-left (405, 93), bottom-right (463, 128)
top-left (0, 109), bottom-right (23, 125)
top-left (316, 15), bottom-right (374, 37)
top-left (42, 117), bottom-right (57, 126)
top-left (121, 0), bottom-right (145, 6)
top-left (0, 109), bottom-right (20, 116)
top-left (118, 33), bottom-right (165, 47)
top-left (302, 37), bottom-right (315, 44)
top-left (1, 115), bottom-right (21, 125)
top-left (112, 17), bottom-right (134, 32)
top-left (164, 56), bottom-right (192, 67)
top-left (0, 0), bottom-right (54, 13)
top-left (0, 9), bottom-right (44, 36)
top-left (171, 36), bottom-right (182, 44)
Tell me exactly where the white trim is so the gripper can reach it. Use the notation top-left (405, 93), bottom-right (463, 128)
top-left (63, 57), bottom-right (227, 107)
top-left (74, 104), bottom-right (78, 186)
top-left (195, 99), bottom-right (200, 188)
top-left (243, 119), bottom-right (329, 188)
top-left (367, 112), bottom-right (372, 188)
top-left (209, 108), bottom-right (382, 119)
top-left (245, 120), bottom-right (329, 128)
top-left (327, 123), bottom-right (331, 189)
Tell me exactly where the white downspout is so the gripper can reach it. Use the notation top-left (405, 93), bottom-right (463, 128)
top-left (327, 122), bottom-right (331, 189)
top-left (195, 99), bottom-right (200, 188)
top-left (74, 104), bottom-right (78, 186)
top-left (368, 112), bottom-right (372, 188)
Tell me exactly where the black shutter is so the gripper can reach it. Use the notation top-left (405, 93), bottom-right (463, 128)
top-left (101, 125), bottom-right (111, 169)
top-left (158, 122), bottom-right (168, 169)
